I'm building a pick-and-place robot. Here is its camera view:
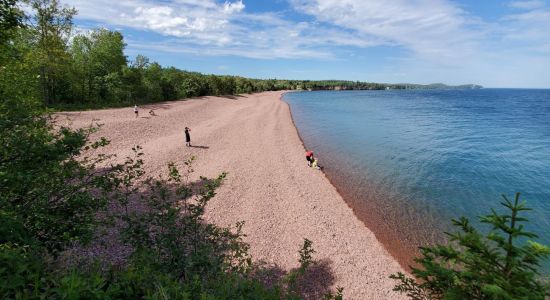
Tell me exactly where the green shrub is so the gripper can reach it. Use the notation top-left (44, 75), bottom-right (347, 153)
top-left (391, 193), bottom-right (550, 299)
top-left (0, 129), bottom-right (334, 298)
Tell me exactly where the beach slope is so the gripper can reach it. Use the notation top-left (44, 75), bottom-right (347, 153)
top-left (58, 91), bottom-right (405, 299)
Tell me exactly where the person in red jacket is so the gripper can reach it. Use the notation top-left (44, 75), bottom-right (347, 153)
top-left (305, 150), bottom-right (314, 167)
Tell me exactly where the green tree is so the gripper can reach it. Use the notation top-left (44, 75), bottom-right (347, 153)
top-left (179, 72), bottom-right (206, 98)
top-left (160, 67), bottom-right (183, 100)
top-left (207, 74), bottom-right (223, 95)
top-left (114, 55), bottom-right (150, 103)
top-left (120, 54), bottom-right (150, 102)
top-left (236, 77), bottom-right (254, 93)
top-left (133, 53), bottom-right (149, 69)
top-left (219, 75), bottom-right (236, 95)
top-left (70, 29), bottom-right (126, 102)
top-left (0, 99), bottom-right (109, 252)
top-left (0, 2), bottom-right (38, 103)
top-left (87, 29), bottom-right (126, 75)
top-left (0, 0), bottom-right (23, 43)
top-left (29, 0), bottom-right (77, 105)
top-left (391, 193), bottom-right (550, 299)
top-left (143, 62), bottom-right (163, 102)
top-left (69, 34), bottom-right (92, 101)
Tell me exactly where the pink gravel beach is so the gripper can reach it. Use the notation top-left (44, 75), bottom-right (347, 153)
top-left (58, 91), bottom-right (406, 299)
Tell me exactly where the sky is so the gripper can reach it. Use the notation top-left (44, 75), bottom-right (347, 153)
top-left (59, 0), bottom-right (550, 88)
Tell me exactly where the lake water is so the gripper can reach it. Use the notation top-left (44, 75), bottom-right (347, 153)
top-left (284, 89), bottom-right (550, 266)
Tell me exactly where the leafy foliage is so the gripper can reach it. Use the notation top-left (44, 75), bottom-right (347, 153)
top-left (29, 0), bottom-right (77, 105)
top-left (391, 193), bottom-right (550, 299)
top-left (0, 85), bottom-right (107, 253)
top-left (0, 0), bottom-right (23, 42)
top-left (285, 239), bottom-right (316, 296)
top-left (0, 129), bottom-right (337, 298)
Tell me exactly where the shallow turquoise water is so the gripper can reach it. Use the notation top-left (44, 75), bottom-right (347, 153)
top-left (284, 89), bottom-right (550, 264)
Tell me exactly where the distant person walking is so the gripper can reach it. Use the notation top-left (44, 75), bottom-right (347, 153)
top-left (134, 105), bottom-right (139, 118)
top-left (185, 127), bottom-right (191, 147)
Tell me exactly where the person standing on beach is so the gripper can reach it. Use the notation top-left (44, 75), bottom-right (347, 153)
top-left (185, 127), bottom-right (191, 147)
top-left (134, 105), bottom-right (139, 118)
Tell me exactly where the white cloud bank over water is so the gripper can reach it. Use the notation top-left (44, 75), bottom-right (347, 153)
top-left (60, 0), bottom-right (550, 87)
top-left (290, 0), bottom-right (482, 60)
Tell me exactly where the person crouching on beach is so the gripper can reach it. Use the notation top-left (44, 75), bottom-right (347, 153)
top-left (305, 150), bottom-right (314, 167)
top-left (134, 105), bottom-right (138, 118)
top-left (185, 127), bottom-right (191, 147)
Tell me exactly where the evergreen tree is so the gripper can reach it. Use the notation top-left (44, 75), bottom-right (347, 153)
top-left (391, 193), bottom-right (550, 299)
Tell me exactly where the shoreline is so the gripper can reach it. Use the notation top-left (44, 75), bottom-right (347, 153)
top-left (59, 91), bottom-right (406, 299)
top-left (282, 92), bottom-right (421, 271)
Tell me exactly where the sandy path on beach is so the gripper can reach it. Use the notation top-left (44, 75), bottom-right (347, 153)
top-left (58, 91), bottom-right (405, 299)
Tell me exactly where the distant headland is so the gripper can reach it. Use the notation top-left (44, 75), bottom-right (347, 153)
top-left (292, 80), bottom-right (483, 91)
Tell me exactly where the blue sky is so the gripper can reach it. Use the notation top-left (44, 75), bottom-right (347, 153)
top-left (62, 0), bottom-right (550, 88)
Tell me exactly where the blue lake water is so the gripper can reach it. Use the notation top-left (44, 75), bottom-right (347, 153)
top-left (284, 89), bottom-right (550, 266)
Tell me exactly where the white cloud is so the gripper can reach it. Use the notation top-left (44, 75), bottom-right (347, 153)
top-left (62, 0), bottom-right (341, 58)
top-left (500, 6), bottom-right (550, 49)
top-left (126, 38), bottom-right (334, 60)
top-left (223, 0), bottom-right (245, 14)
top-left (289, 0), bottom-right (486, 62)
top-left (64, 0), bottom-right (234, 37)
top-left (63, 0), bottom-right (485, 62)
